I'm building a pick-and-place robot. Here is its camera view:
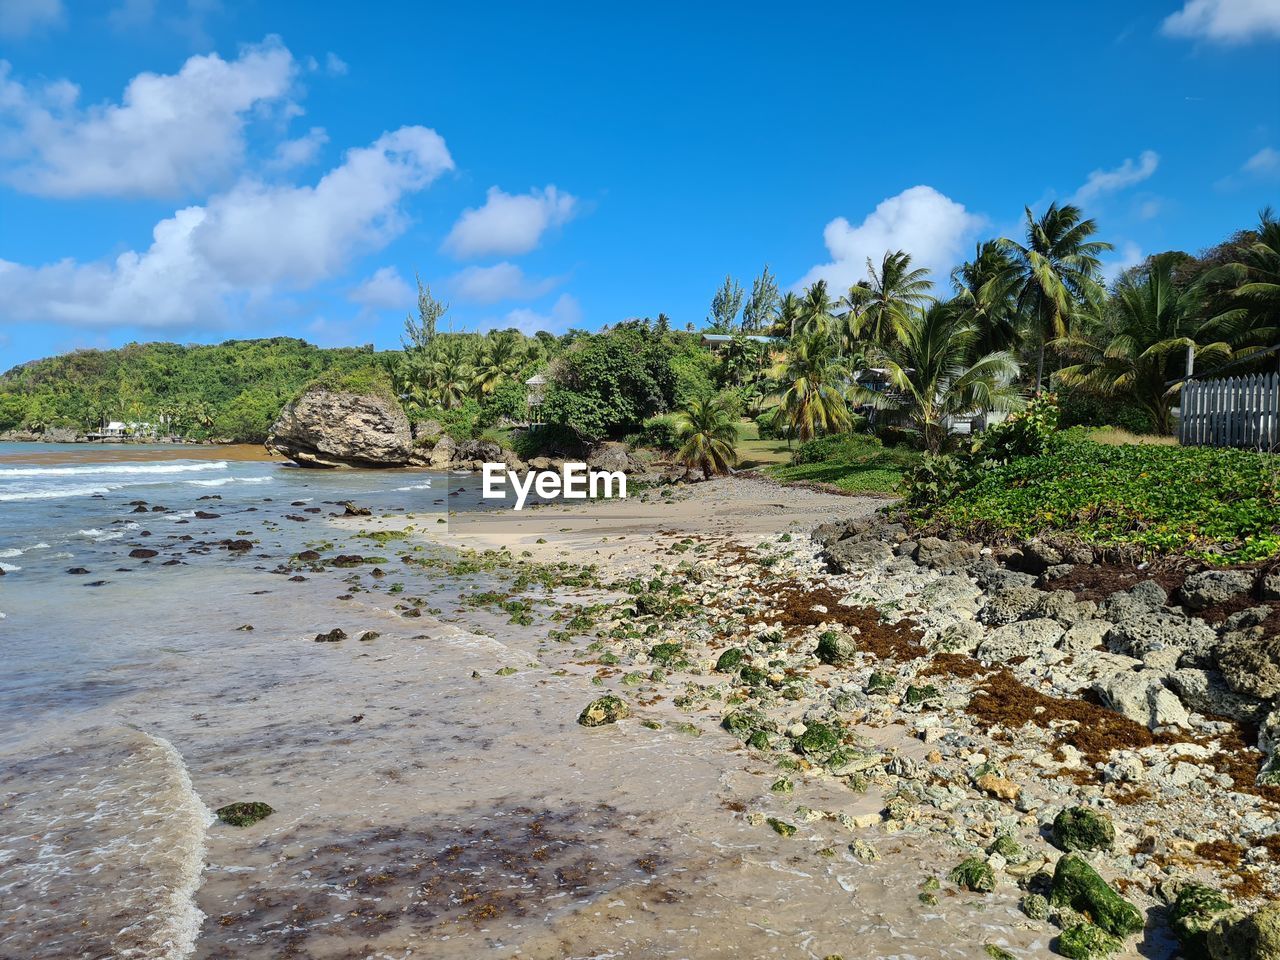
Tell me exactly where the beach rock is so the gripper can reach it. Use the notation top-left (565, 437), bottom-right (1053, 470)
top-left (578, 695), bottom-right (629, 727)
top-left (815, 631), bottom-right (858, 665)
top-left (1206, 900), bottom-right (1280, 960)
top-left (1020, 539), bottom-right (1063, 573)
top-left (1181, 569), bottom-right (1255, 611)
top-left (427, 435), bottom-right (457, 468)
top-left (1106, 611), bottom-right (1218, 666)
top-left (948, 856), bottom-right (996, 892)
top-left (1169, 883), bottom-right (1234, 960)
top-left (1262, 571), bottom-right (1280, 602)
top-left (913, 536), bottom-right (980, 573)
top-left (1053, 807), bottom-right (1116, 852)
top-left (933, 620), bottom-right (984, 654)
top-left (1095, 673), bottom-right (1189, 728)
top-left (1035, 591), bottom-right (1099, 626)
top-left (1168, 669), bottom-right (1267, 723)
top-left (978, 586), bottom-right (1043, 626)
top-left (267, 387), bottom-right (412, 468)
top-left (1216, 629), bottom-right (1280, 698)
top-left (215, 801), bottom-right (274, 827)
top-left (1050, 854), bottom-right (1143, 937)
top-left (1056, 923), bottom-right (1122, 959)
top-left (1059, 620), bottom-right (1109, 653)
top-left (826, 537), bottom-right (893, 572)
top-left (977, 618), bottom-right (1064, 662)
top-left (1103, 581), bottom-right (1168, 622)
top-left (128, 548), bottom-right (158, 559)
top-left (314, 628), bottom-right (347, 642)
top-left (587, 440), bottom-right (639, 474)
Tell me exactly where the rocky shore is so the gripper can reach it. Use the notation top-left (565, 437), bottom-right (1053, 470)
top-left (450, 481), bottom-right (1280, 959)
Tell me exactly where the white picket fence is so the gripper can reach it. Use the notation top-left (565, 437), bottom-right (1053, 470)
top-left (1179, 372), bottom-right (1280, 450)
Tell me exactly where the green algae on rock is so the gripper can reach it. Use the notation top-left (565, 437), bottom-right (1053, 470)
top-left (767, 817), bottom-right (797, 837)
top-left (1206, 900), bottom-right (1280, 960)
top-left (577, 695), bottom-right (629, 727)
top-left (715, 648), bottom-right (746, 672)
top-left (949, 857), bottom-right (996, 893)
top-left (1052, 807), bottom-right (1116, 853)
top-left (1050, 854), bottom-right (1143, 937)
top-left (815, 630), bottom-right (857, 665)
top-left (215, 801), bottom-right (275, 827)
top-left (1170, 883), bottom-right (1234, 960)
top-left (1056, 922), bottom-right (1122, 959)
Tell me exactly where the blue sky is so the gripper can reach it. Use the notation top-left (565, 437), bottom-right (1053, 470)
top-left (0, 0), bottom-right (1278, 367)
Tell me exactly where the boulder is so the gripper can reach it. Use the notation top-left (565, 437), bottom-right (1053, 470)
top-left (913, 536), bottom-right (980, 573)
top-left (978, 586), bottom-right (1043, 626)
top-left (977, 618), bottom-right (1065, 662)
top-left (1020, 539), bottom-right (1063, 573)
top-left (267, 388), bottom-right (412, 467)
top-left (578, 695), bottom-right (629, 727)
top-left (1102, 581), bottom-right (1168, 622)
top-left (427, 435), bottom-right (457, 467)
top-left (1050, 854), bottom-right (1144, 937)
top-left (457, 438), bottom-right (502, 463)
top-left (1106, 611), bottom-right (1219, 666)
top-left (1206, 901), bottom-right (1280, 960)
top-left (1168, 669), bottom-right (1267, 723)
top-left (1052, 807), bottom-right (1116, 852)
top-left (826, 537), bottom-right (894, 572)
top-left (587, 440), bottom-right (637, 473)
top-left (1217, 628), bottom-right (1280, 699)
top-left (1262, 570), bottom-right (1280, 602)
top-left (1094, 672), bottom-right (1189, 729)
top-left (1181, 569), bottom-right (1255, 611)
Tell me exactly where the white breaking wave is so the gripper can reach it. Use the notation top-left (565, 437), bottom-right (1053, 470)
top-left (0, 461), bottom-right (228, 479)
top-left (0, 548), bottom-right (23, 558)
top-left (78, 529), bottom-right (124, 542)
top-left (395, 482), bottom-right (434, 491)
top-left (0, 485), bottom-right (118, 502)
top-left (185, 476), bottom-right (272, 487)
top-left (0, 562), bottom-right (19, 572)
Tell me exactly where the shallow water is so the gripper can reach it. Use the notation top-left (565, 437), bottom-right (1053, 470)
top-left (0, 444), bottom-right (1045, 959)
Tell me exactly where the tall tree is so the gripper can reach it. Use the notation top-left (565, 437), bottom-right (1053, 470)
top-left (403, 274), bottom-right (449, 351)
top-left (849, 250), bottom-right (934, 345)
top-left (865, 304), bottom-right (1023, 454)
top-left (776, 333), bottom-right (851, 441)
top-left (742, 265), bottom-right (780, 333)
top-left (1057, 253), bottom-right (1231, 434)
top-left (1202, 207), bottom-right (1280, 354)
top-left (950, 241), bottom-right (1022, 357)
top-left (999, 203), bottom-right (1112, 392)
top-left (796, 280), bottom-right (837, 339)
top-left (708, 275), bottom-right (745, 332)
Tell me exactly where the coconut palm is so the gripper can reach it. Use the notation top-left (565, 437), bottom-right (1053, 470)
top-left (850, 250), bottom-right (934, 345)
top-left (869, 303), bottom-right (1024, 454)
top-left (429, 339), bottom-right (474, 410)
top-left (471, 330), bottom-right (524, 396)
top-left (796, 280), bottom-right (837, 339)
top-left (999, 202), bottom-right (1112, 392)
top-left (775, 291), bottom-right (803, 338)
top-left (673, 394), bottom-right (739, 476)
top-left (950, 241), bottom-right (1022, 357)
top-left (775, 333), bottom-right (852, 441)
top-left (1057, 253), bottom-right (1231, 434)
top-left (1202, 207), bottom-right (1280, 352)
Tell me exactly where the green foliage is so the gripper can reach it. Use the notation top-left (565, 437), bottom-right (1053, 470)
top-left (673, 393), bottom-right (739, 476)
top-left (304, 365), bottom-right (397, 401)
top-left (1058, 388), bottom-right (1155, 434)
top-left (0, 338), bottom-right (384, 441)
top-left (930, 434), bottom-right (1280, 563)
top-left (900, 453), bottom-right (966, 507)
top-left (768, 432), bottom-right (921, 494)
top-left (542, 324), bottom-right (711, 440)
top-left (633, 413), bottom-right (682, 451)
top-left (970, 393), bottom-right (1060, 465)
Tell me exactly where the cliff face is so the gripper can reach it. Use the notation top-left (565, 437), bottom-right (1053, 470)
top-left (266, 388), bottom-right (412, 468)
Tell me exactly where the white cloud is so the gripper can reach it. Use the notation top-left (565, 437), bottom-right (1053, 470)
top-left (449, 262), bottom-right (562, 304)
top-left (0, 0), bottom-right (64, 37)
top-left (443, 185), bottom-right (577, 259)
top-left (1244, 146), bottom-right (1280, 175)
top-left (269, 126), bottom-right (328, 171)
top-left (0, 37), bottom-right (297, 197)
top-left (349, 266), bottom-right (413, 309)
top-left (1070, 150), bottom-right (1159, 205)
top-left (1104, 242), bottom-right (1145, 283)
top-left (500, 294), bottom-right (583, 334)
top-left (324, 53), bottom-right (349, 76)
top-left (1162, 0), bottom-right (1280, 42)
top-left (795, 185), bottom-right (985, 291)
top-left (0, 125), bottom-right (453, 330)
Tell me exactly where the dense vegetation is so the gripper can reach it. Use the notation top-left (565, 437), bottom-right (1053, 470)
top-left (766, 434), bottom-right (920, 494)
top-left (0, 338), bottom-right (386, 442)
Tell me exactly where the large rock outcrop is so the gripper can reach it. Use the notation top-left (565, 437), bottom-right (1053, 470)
top-left (266, 388), bottom-right (412, 468)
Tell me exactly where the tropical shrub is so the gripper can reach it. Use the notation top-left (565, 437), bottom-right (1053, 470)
top-left (1058, 389), bottom-right (1155, 435)
top-left (791, 433), bottom-right (883, 466)
top-left (900, 454), bottom-right (966, 507)
top-left (633, 414), bottom-right (682, 451)
top-left (673, 394), bottom-right (739, 476)
top-left (970, 393), bottom-right (1060, 465)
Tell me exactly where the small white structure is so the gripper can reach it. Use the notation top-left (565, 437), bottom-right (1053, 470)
top-left (102, 421), bottom-right (127, 438)
top-left (525, 374), bottom-right (547, 423)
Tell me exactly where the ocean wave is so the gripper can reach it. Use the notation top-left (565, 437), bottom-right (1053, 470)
top-left (395, 482), bottom-right (435, 491)
top-left (185, 475), bottom-right (271, 487)
top-left (0, 562), bottom-right (19, 572)
top-left (0, 484), bottom-right (118, 502)
top-left (78, 528), bottom-right (124, 542)
top-left (0, 461), bottom-right (228, 479)
top-left (0, 548), bottom-right (23, 558)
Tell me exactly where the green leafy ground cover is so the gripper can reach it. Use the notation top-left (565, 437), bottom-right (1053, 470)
top-left (766, 434), bottom-right (921, 494)
top-left (930, 436), bottom-right (1280, 564)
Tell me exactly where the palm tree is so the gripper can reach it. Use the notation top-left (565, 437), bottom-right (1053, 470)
top-left (430, 339), bottom-right (474, 410)
top-left (950, 241), bottom-right (1022, 357)
top-left (776, 291), bottom-right (803, 338)
top-left (851, 250), bottom-right (934, 345)
top-left (776, 334), bottom-right (852, 442)
top-left (999, 202), bottom-right (1112, 392)
top-left (1202, 207), bottom-right (1280, 353)
top-left (868, 303), bottom-right (1024, 454)
top-left (673, 395), bottom-right (739, 476)
top-left (796, 280), bottom-right (837, 339)
top-left (471, 330), bottom-right (523, 396)
top-left (1057, 253), bottom-right (1231, 434)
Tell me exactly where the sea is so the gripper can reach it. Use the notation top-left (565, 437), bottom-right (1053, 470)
top-left (0, 443), bottom-right (1040, 960)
